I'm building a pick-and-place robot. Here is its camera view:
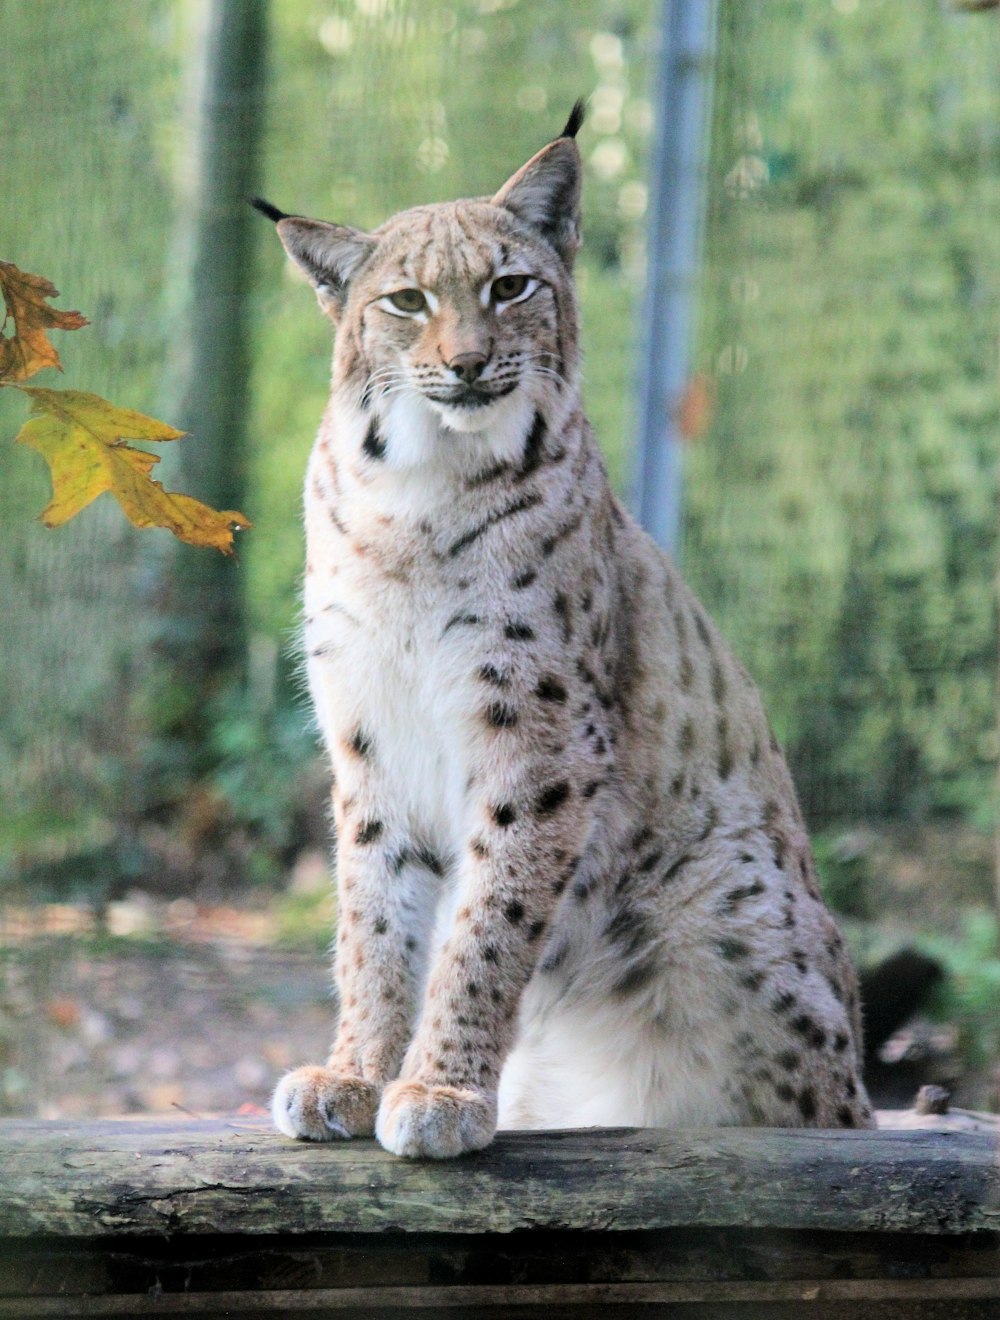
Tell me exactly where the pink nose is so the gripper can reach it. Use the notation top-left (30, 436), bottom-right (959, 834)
top-left (447, 352), bottom-right (488, 383)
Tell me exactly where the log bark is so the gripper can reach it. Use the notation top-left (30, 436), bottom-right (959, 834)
top-left (0, 1118), bottom-right (997, 1239)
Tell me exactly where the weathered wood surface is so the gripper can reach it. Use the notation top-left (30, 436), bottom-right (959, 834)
top-left (0, 1118), bottom-right (997, 1239)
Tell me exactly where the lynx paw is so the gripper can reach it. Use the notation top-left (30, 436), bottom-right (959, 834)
top-left (375, 1079), bottom-right (496, 1159)
top-left (271, 1065), bottom-right (379, 1141)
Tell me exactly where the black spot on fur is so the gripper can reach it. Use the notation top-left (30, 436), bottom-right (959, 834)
top-left (466, 460), bottom-right (512, 489)
top-left (776, 1050), bottom-right (800, 1072)
top-left (505, 621), bottom-right (535, 641)
top-left (517, 412), bottom-right (547, 479)
top-left (772, 990), bottom-right (797, 1014)
top-left (837, 1105), bottom-right (856, 1127)
top-left (348, 727), bottom-right (372, 758)
top-left (740, 969), bottom-right (766, 992)
top-left (711, 657), bottom-right (726, 705)
top-left (479, 664), bottom-right (508, 687)
top-left (611, 958), bottom-right (659, 998)
top-left (797, 1088), bottom-right (817, 1121)
top-left (679, 651), bottom-right (694, 690)
top-left (694, 610), bottom-right (712, 649)
top-left (718, 938), bottom-right (750, 962)
top-left (791, 1014), bottom-right (827, 1050)
top-left (356, 819), bottom-right (383, 845)
top-left (492, 803), bottom-right (516, 827)
top-left (721, 879), bottom-right (765, 913)
top-left (582, 779), bottom-right (602, 798)
top-left (662, 852), bottom-right (691, 883)
top-left (613, 867), bottom-right (634, 895)
top-left (527, 919), bottom-right (546, 942)
top-left (486, 702), bottom-right (519, 729)
top-left (679, 718), bottom-right (695, 754)
top-left (637, 850), bottom-right (662, 873)
top-left (717, 715), bottom-right (734, 780)
top-left (536, 781), bottom-right (570, 814)
top-left (362, 417), bottom-right (386, 461)
top-left (513, 568), bottom-right (537, 589)
top-left (391, 845), bottom-right (444, 876)
top-left (448, 493), bottom-right (544, 557)
top-left (541, 511), bottom-right (583, 556)
top-left (443, 611), bottom-right (482, 634)
top-left (504, 899), bottom-right (524, 924)
top-left (696, 803), bottom-right (719, 843)
top-left (833, 1031), bottom-right (850, 1053)
top-left (414, 846), bottom-right (444, 875)
top-left (536, 675), bottom-right (567, 702)
top-left (553, 591), bottom-right (572, 643)
top-left (603, 908), bottom-right (651, 958)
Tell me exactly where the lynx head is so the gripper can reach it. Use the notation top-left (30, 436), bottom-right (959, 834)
top-left (254, 103), bottom-right (584, 451)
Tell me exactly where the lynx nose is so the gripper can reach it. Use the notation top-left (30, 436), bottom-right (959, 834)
top-left (447, 351), bottom-right (488, 384)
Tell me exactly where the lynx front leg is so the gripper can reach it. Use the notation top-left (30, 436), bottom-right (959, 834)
top-left (376, 773), bottom-right (588, 1158)
top-left (273, 782), bottom-right (439, 1141)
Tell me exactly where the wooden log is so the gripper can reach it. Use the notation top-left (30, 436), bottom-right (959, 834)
top-left (0, 1118), bottom-right (997, 1239)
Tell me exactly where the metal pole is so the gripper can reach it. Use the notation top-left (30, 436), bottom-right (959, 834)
top-left (634, 0), bottom-right (718, 557)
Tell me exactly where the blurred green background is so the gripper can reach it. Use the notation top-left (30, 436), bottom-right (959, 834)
top-left (1, 0), bottom-right (998, 1110)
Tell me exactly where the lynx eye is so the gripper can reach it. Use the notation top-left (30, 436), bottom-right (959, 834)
top-left (491, 274), bottom-right (532, 303)
top-left (387, 288), bottom-right (427, 314)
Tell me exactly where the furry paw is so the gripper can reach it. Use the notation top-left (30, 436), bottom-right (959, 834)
top-left (271, 1065), bottom-right (379, 1141)
top-left (375, 1079), bottom-right (496, 1158)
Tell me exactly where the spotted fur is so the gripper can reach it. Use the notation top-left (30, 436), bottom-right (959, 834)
top-left (263, 109), bottom-right (874, 1158)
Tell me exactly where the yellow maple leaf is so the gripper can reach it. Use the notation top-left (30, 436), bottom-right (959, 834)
top-left (0, 260), bottom-right (88, 382)
top-left (16, 388), bottom-right (252, 555)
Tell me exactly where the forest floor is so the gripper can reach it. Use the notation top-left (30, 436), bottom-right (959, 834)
top-left (0, 879), bottom-right (337, 1122)
top-left (1, 827), bottom-right (998, 1122)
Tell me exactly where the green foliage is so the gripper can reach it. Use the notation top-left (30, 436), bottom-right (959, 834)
top-left (272, 886), bottom-right (336, 952)
top-left (685, 0), bottom-right (1000, 825)
top-left (204, 689), bottom-right (319, 884)
top-left (811, 828), bottom-right (874, 920)
top-left (4, 0), bottom-right (1000, 908)
top-left (921, 909), bottom-right (1000, 1068)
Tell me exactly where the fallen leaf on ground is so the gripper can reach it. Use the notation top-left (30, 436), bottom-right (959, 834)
top-left (45, 997), bottom-right (81, 1029)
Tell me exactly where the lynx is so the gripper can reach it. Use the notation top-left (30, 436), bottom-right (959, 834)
top-left (255, 103), bottom-right (874, 1159)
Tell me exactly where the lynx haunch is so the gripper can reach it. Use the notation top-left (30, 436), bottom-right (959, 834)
top-left (256, 103), bottom-right (873, 1159)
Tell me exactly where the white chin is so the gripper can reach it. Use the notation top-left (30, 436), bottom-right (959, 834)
top-left (433, 394), bottom-right (516, 434)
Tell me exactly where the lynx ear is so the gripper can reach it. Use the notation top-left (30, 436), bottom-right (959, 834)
top-left (251, 199), bottom-right (374, 317)
top-left (492, 101), bottom-right (585, 266)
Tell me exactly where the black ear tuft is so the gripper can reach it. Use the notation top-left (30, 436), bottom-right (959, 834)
top-left (249, 196), bottom-right (290, 223)
top-left (560, 99), bottom-right (586, 141)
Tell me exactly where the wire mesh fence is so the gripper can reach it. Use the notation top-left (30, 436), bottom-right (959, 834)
top-left (1, 0), bottom-right (998, 883)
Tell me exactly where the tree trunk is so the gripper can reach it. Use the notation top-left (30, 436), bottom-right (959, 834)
top-left (170, 0), bottom-right (268, 691)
